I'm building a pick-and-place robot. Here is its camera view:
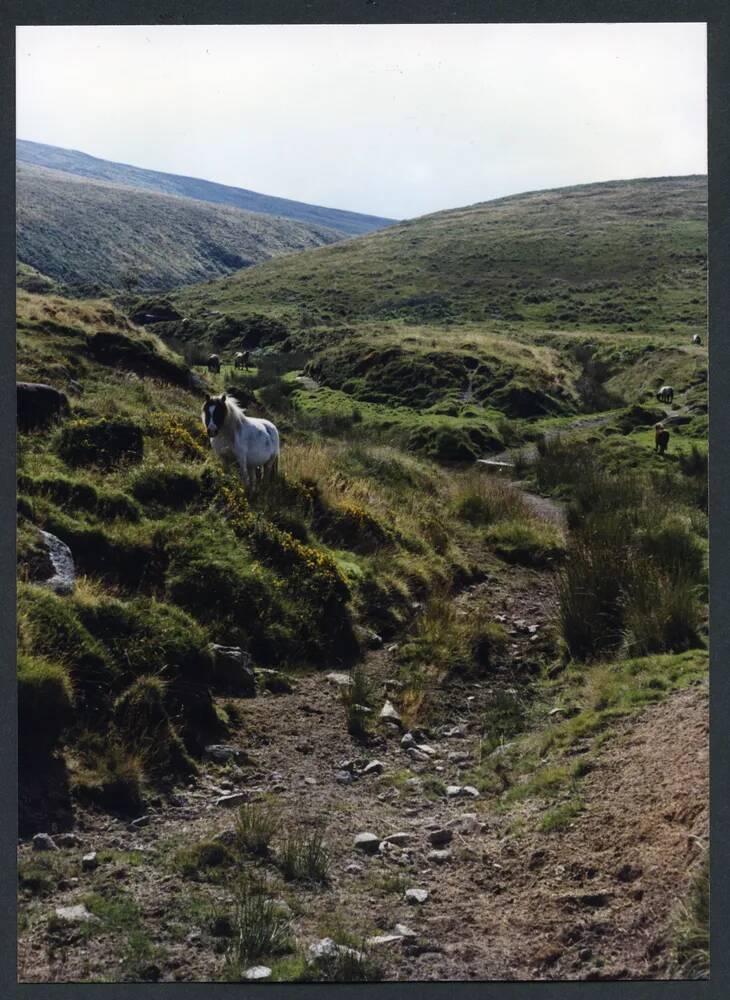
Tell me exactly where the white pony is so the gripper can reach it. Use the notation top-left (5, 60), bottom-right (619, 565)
top-left (202, 393), bottom-right (279, 490)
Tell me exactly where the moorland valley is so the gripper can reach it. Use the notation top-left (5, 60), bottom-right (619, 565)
top-left (16, 147), bottom-right (708, 982)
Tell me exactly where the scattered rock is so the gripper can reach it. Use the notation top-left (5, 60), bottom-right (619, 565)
top-left (367, 934), bottom-right (403, 947)
top-left (401, 733), bottom-right (417, 748)
top-left (210, 645), bottom-right (256, 696)
top-left (17, 381), bottom-right (70, 430)
top-left (244, 966), bottom-right (272, 980)
top-left (345, 862), bottom-right (363, 874)
top-left (303, 777), bottom-right (317, 786)
top-left (354, 625), bottom-right (383, 649)
top-left (308, 938), bottom-right (363, 963)
top-left (36, 531), bottom-right (75, 595)
top-left (326, 671), bottom-right (353, 687)
top-left (335, 770), bottom-right (354, 785)
top-left (32, 833), bottom-right (58, 852)
top-left (354, 832), bottom-right (381, 854)
top-left (447, 750), bottom-right (470, 763)
top-left (205, 745), bottom-right (249, 765)
top-left (55, 833), bottom-right (82, 849)
top-left (446, 785), bottom-right (480, 799)
top-left (382, 832), bottom-right (411, 847)
top-left (407, 747), bottom-right (430, 762)
top-left (215, 793), bottom-right (250, 808)
top-left (428, 849), bottom-right (452, 864)
top-left (53, 904), bottom-right (100, 925)
top-left (441, 726), bottom-right (466, 740)
top-left (428, 829), bottom-right (453, 847)
top-left (405, 888), bottom-right (429, 905)
top-left (379, 700), bottom-right (402, 725)
top-left (395, 923), bottom-right (418, 938)
top-left (131, 815), bottom-right (150, 828)
top-left (384, 678), bottom-right (404, 692)
top-left (82, 852), bottom-right (98, 871)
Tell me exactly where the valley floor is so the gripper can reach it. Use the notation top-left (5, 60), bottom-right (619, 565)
top-left (17, 523), bottom-right (708, 983)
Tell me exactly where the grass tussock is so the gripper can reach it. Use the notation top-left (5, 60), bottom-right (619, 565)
top-left (234, 803), bottom-right (280, 857)
top-left (670, 853), bottom-right (709, 980)
top-left (277, 827), bottom-right (330, 884)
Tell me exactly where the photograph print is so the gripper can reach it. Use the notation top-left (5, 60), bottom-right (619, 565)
top-left (15, 21), bottom-right (708, 983)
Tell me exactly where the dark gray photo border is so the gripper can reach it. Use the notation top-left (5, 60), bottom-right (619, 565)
top-left (1, 2), bottom-right (727, 998)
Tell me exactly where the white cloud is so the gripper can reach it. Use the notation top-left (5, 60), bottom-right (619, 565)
top-left (16, 23), bottom-right (707, 219)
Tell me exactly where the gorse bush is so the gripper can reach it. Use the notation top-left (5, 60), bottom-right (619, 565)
top-left (56, 418), bottom-right (144, 468)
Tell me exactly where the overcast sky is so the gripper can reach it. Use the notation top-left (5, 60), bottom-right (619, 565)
top-left (16, 23), bottom-right (707, 220)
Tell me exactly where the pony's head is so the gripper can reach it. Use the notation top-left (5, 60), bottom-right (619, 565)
top-left (202, 393), bottom-right (227, 437)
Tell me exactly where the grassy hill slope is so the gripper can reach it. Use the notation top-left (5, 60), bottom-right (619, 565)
top-left (16, 163), bottom-right (350, 293)
top-left (162, 177), bottom-right (707, 456)
top-left (17, 139), bottom-right (396, 237)
top-left (174, 175), bottom-right (706, 335)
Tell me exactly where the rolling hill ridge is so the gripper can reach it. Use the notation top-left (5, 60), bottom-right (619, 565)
top-left (173, 175), bottom-right (707, 336)
top-left (17, 139), bottom-right (396, 237)
top-left (16, 162), bottom-right (348, 293)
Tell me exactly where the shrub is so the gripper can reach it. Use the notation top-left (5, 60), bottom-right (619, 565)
top-left (487, 519), bottom-right (566, 567)
top-left (145, 414), bottom-right (208, 462)
top-left (42, 513), bottom-right (165, 589)
top-left (17, 653), bottom-right (74, 761)
top-left (175, 840), bottom-right (235, 880)
top-left (453, 473), bottom-right (528, 526)
top-left (17, 473), bottom-right (141, 521)
top-left (313, 500), bottom-right (391, 554)
top-left (56, 418), bottom-right (144, 468)
top-left (131, 466), bottom-right (203, 508)
top-left (277, 827), bottom-right (330, 883)
top-left (87, 329), bottom-right (189, 385)
top-left (637, 517), bottom-right (705, 582)
top-left (234, 804), bottom-right (279, 857)
top-left (72, 736), bottom-right (145, 814)
top-left (17, 584), bottom-right (117, 720)
top-left (112, 676), bottom-right (196, 779)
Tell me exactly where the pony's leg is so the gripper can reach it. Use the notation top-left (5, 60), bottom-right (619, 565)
top-left (237, 462), bottom-right (250, 491)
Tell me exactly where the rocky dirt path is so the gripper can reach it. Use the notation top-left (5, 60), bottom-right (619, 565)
top-left (17, 474), bottom-right (707, 983)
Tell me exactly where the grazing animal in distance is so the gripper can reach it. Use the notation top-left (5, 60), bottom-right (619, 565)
top-left (654, 423), bottom-right (670, 455)
top-left (207, 354), bottom-right (221, 374)
top-left (17, 381), bottom-right (70, 430)
top-left (657, 385), bottom-right (674, 404)
top-left (234, 350), bottom-right (250, 370)
top-left (202, 393), bottom-right (279, 490)
top-left (692, 334), bottom-right (702, 345)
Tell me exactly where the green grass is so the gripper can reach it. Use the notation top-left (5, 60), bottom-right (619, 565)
top-left (670, 853), bottom-right (709, 979)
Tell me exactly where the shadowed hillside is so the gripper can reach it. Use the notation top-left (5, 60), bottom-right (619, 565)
top-left (16, 163), bottom-right (349, 293)
top-left (17, 139), bottom-right (396, 237)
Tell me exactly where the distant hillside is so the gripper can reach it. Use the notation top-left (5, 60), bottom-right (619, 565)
top-left (16, 162), bottom-right (347, 292)
top-left (174, 175), bottom-right (707, 337)
top-left (17, 139), bottom-right (396, 237)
